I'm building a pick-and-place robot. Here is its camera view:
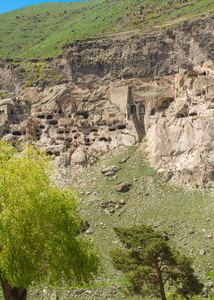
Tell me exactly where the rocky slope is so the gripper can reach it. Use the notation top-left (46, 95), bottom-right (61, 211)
top-left (0, 16), bottom-right (214, 187)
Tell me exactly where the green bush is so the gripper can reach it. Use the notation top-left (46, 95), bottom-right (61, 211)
top-left (24, 81), bottom-right (33, 88)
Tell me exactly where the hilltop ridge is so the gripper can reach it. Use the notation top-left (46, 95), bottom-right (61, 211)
top-left (0, 0), bottom-right (213, 58)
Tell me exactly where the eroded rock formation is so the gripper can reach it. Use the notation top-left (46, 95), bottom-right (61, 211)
top-left (0, 16), bottom-right (214, 187)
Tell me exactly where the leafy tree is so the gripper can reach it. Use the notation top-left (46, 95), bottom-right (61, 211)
top-left (110, 224), bottom-right (203, 300)
top-left (0, 142), bottom-right (99, 300)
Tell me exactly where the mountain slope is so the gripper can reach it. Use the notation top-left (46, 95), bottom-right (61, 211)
top-left (0, 0), bottom-right (213, 58)
top-left (21, 144), bottom-right (214, 299)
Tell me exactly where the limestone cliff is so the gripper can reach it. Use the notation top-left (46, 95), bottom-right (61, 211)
top-left (0, 16), bottom-right (213, 187)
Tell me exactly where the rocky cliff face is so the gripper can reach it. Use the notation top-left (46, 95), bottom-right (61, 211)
top-left (0, 16), bottom-right (213, 187)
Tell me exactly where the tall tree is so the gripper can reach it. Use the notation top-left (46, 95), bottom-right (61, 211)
top-left (110, 224), bottom-right (203, 300)
top-left (0, 141), bottom-right (99, 300)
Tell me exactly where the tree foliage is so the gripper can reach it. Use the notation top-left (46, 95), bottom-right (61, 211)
top-left (0, 142), bottom-right (99, 296)
top-left (110, 224), bottom-right (203, 300)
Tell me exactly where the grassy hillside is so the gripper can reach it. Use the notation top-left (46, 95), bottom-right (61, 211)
top-left (24, 143), bottom-right (213, 300)
top-left (0, 0), bottom-right (213, 58)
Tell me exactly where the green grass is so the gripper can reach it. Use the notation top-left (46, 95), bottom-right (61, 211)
top-left (0, 144), bottom-right (213, 299)
top-left (29, 143), bottom-right (213, 300)
top-left (0, 0), bottom-right (213, 58)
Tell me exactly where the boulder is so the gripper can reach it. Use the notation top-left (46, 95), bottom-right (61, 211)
top-left (119, 156), bottom-right (130, 164)
top-left (54, 152), bottom-right (71, 169)
top-left (51, 293), bottom-right (58, 300)
top-left (116, 183), bottom-right (132, 193)
top-left (101, 165), bottom-right (121, 176)
top-left (204, 282), bottom-right (213, 288)
top-left (71, 146), bottom-right (88, 166)
top-left (199, 249), bottom-right (209, 255)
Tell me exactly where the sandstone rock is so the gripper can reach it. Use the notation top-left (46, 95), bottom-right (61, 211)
top-left (157, 169), bottom-right (173, 181)
top-left (115, 183), bottom-right (132, 193)
top-left (0, 16), bottom-right (214, 188)
top-left (205, 234), bottom-right (213, 239)
top-left (117, 208), bottom-right (126, 216)
top-left (85, 230), bottom-right (94, 235)
top-left (115, 205), bottom-right (122, 209)
top-left (101, 165), bottom-right (121, 176)
top-left (202, 287), bottom-right (208, 296)
top-left (74, 289), bottom-right (86, 295)
top-left (71, 146), bottom-right (87, 166)
top-left (200, 249), bottom-right (209, 255)
top-left (54, 152), bottom-right (71, 168)
top-left (2, 133), bottom-right (16, 143)
top-left (204, 282), bottom-right (213, 288)
top-left (119, 199), bottom-right (125, 205)
top-left (85, 191), bottom-right (93, 195)
top-left (51, 292), bottom-right (58, 300)
top-left (100, 201), bottom-right (112, 209)
top-left (85, 290), bottom-right (92, 295)
top-left (119, 156), bottom-right (130, 163)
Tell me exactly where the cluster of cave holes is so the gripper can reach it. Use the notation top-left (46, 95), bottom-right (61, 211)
top-left (176, 110), bottom-right (198, 119)
top-left (53, 121), bottom-right (126, 147)
top-left (109, 124), bottom-right (126, 131)
top-left (36, 109), bottom-right (127, 147)
top-left (37, 111), bottom-right (62, 119)
top-left (98, 137), bottom-right (112, 142)
top-left (55, 125), bottom-right (114, 146)
top-left (36, 114), bottom-right (58, 125)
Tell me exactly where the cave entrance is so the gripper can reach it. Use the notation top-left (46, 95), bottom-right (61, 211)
top-left (130, 105), bottom-right (136, 115)
top-left (77, 111), bottom-right (89, 119)
top-left (139, 104), bottom-right (145, 115)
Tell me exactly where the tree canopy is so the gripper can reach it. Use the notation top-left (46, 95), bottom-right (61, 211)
top-left (0, 141), bottom-right (99, 300)
top-left (110, 224), bottom-right (203, 300)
